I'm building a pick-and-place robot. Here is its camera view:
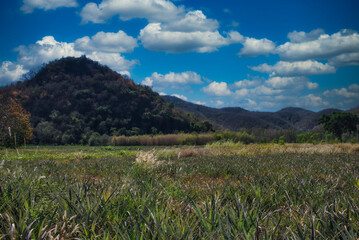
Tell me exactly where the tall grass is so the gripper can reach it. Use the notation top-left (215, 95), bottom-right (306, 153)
top-left (0, 145), bottom-right (358, 239)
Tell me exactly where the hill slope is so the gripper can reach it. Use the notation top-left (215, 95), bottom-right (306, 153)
top-left (0, 57), bottom-right (211, 144)
top-left (163, 96), bottom-right (344, 131)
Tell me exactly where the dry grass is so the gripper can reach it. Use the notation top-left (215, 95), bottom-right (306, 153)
top-left (203, 143), bottom-right (359, 155)
top-left (135, 150), bottom-right (162, 168)
top-left (155, 143), bottom-right (359, 159)
top-left (111, 134), bottom-right (216, 146)
top-left (177, 148), bottom-right (210, 158)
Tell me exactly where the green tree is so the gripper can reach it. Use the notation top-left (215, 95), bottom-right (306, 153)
top-left (0, 95), bottom-right (33, 147)
top-left (318, 112), bottom-right (359, 142)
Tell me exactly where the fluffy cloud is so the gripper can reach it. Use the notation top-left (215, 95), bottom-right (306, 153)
top-left (323, 84), bottom-right (359, 99)
top-left (0, 61), bottom-right (28, 86)
top-left (81, 0), bottom-right (244, 54)
top-left (276, 29), bottom-right (359, 61)
top-left (234, 88), bottom-right (249, 97)
top-left (75, 31), bottom-right (138, 53)
top-left (265, 76), bottom-right (318, 90)
top-left (192, 100), bottom-right (206, 105)
top-left (119, 70), bottom-right (131, 77)
top-left (328, 52), bottom-right (359, 67)
top-left (80, 0), bottom-right (183, 23)
top-left (287, 29), bottom-right (325, 43)
top-left (86, 52), bottom-right (137, 72)
top-left (215, 100), bottom-right (224, 106)
top-left (251, 60), bottom-right (336, 77)
top-left (161, 10), bottom-right (219, 32)
top-left (234, 86), bottom-right (282, 101)
top-left (142, 71), bottom-right (203, 87)
top-left (21, 0), bottom-right (78, 13)
top-left (253, 85), bottom-right (282, 95)
top-left (233, 82), bottom-right (359, 111)
top-left (139, 23), bottom-right (242, 53)
top-left (16, 36), bottom-right (83, 69)
top-left (233, 79), bottom-right (260, 88)
top-left (298, 94), bottom-right (329, 109)
top-left (238, 37), bottom-right (275, 57)
top-left (171, 94), bottom-right (188, 101)
top-left (202, 81), bottom-right (232, 96)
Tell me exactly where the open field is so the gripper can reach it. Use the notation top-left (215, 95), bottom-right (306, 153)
top-left (1, 144), bottom-right (359, 239)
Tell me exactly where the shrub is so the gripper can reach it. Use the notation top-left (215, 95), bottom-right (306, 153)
top-left (278, 136), bottom-right (285, 145)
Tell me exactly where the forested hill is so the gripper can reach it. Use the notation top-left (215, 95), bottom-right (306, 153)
top-left (163, 95), bottom-right (347, 131)
top-left (0, 57), bottom-right (211, 144)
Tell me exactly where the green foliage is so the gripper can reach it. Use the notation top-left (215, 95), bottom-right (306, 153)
top-left (278, 136), bottom-right (285, 145)
top-left (319, 112), bottom-right (359, 141)
top-left (259, 137), bottom-right (269, 144)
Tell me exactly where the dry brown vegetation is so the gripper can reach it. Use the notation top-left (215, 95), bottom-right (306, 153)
top-left (111, 133), bottom-right (216, 146)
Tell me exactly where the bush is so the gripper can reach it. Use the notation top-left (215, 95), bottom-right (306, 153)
top-left (278, 136), bottom-right (285, 145)
top-left (0, 95), bottom-right (33, 147)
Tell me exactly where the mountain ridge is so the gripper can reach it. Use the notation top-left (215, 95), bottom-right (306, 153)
top-left (162, 95), bottom-right (353, 131)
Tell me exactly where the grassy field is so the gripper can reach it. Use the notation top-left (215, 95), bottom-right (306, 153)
top-left (1, 143), bottom-right (359, 239)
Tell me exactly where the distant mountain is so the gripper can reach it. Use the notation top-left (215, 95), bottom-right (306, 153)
top-left (348, 106), bottom-right (359, 116)
top-left (163, 96), bottom-right (346, 131)
top-left (0, 57), bottom-right (211, 144)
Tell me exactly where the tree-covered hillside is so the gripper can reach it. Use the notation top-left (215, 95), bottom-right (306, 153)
top-left (0, 57), bottom-right (212, 144)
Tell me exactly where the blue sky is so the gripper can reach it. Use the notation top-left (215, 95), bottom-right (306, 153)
top-left (1, 0), bottom-right (359, 111)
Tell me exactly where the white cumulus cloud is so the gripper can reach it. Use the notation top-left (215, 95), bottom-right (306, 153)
top-left (234, 88), bottom-right (249, 97)
top-left (265, 76), bottom-right (318, 90)
top-left (202, 81), bottom-right (232, 96)
top-left (235, 85), bottom-right (281, 97)
top-left (75, 31), bottom-right (138, 53)
top-left (251, 60), bottom-right (336, 77)
top-left (139, 23), bottom-right (242, 53)
top-left (0, 61), bottom-right (28, 86)
top-left (215, 100), bottom-right (224, 106)
top-left (142, 71), bottom-right (203, 87)
top-left (233, 79), bottom-right (260, 88)
top-left (16, 36), bottom-right (83, 70)
top-left (192, 100), bottom-right (206, 105)
top-left (81, 0), bottom-right (244, 54)
top-left (252, 85), bottom-right (282, 95)
top-left (86, 52), bottom-right (137, 72)
top-left (298, 94), bottom-right (329, 108)
top-left (80, 0), bottom-right (184, 23)
top-left (276, 29), bottom-right (359, 61)
top-left (21, 0), bottom-right (78, 13)
top-left (328, 52), bottom-right (359, 67)
top-left (238, 37), bottom-right (275, 57)
top-left (171, 94), bottom-right (188, 101)
top-left (287, 28), bottom-right (325, 43)
top-left (323, 84), bottom-right (359, 98)
top-left (162, 10), bottom-right (219, 32)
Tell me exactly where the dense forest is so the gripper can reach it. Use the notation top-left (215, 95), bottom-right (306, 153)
top-left (0, 57), bottom-right (212, 145)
